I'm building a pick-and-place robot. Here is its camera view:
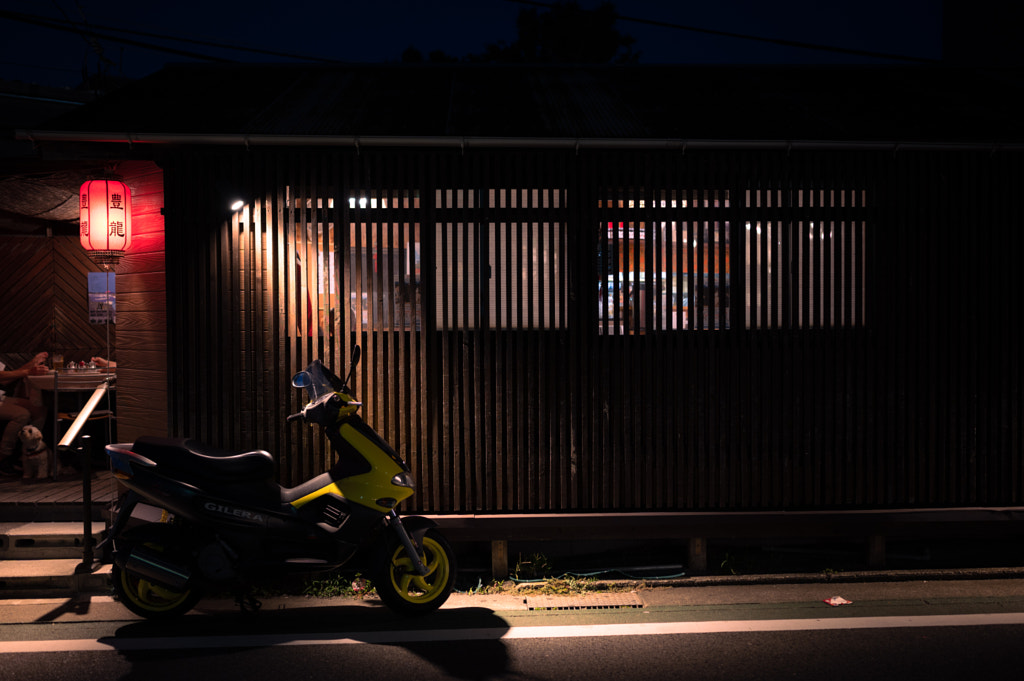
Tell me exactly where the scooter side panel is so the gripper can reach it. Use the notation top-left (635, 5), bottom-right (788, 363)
top-left (327, 421), bottom-right (414, 511)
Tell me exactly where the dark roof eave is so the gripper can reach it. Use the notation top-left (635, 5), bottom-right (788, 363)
top-left (15, 129), bottom-right (1024, 152)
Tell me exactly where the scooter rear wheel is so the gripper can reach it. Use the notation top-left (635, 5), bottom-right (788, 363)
top-left (373, 529), bottom-right (456, 614)
top-left (112, 561), bottom-right (202, 619)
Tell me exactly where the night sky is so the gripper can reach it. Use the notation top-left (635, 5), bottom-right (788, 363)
top-left (1, 0), bottom-right (944, 90)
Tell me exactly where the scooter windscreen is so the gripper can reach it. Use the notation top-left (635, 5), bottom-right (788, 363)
top-left (292, 360), bottom-right (346, 402)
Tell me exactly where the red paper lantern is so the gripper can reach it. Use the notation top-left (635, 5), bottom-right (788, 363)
top-left (80, 179), bottom-right (132, 266)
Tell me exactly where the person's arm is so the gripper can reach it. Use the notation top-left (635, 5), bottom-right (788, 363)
top-left (0, 368), bottom-right (29, 382)
top-left (0, 353), bottom-right (49, 381)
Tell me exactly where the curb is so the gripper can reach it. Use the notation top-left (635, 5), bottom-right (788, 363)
top-left (508, 565), bottom-right (1024, 592)
top-left (4, 564), bottom-right (1024, 602)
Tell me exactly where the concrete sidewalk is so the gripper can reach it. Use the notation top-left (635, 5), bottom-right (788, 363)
top-left (4, 569), bottom-right (1024, 626)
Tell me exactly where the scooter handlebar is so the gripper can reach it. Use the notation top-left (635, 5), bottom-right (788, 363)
top-left (288, 393), bottom-right (345, 425)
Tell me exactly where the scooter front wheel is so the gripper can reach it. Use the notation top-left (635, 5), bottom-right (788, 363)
top-left (112, 562), bottom-right (203, 620)
top-left (374, 529), bottom-right (456, 614)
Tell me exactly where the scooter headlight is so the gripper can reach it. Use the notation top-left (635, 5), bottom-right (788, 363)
top-left (391, 472), bottom-right (415, 489)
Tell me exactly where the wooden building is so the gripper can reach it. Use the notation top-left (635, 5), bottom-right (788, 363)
top-left (9, 63), bottom-right (1024, 524)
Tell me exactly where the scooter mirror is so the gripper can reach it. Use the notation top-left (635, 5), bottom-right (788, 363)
top-left (343, 345), bottom-right (361, 391)
top-left (292, 371), bottom-right (313, 389)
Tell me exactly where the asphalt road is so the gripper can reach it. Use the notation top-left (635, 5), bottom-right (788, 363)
top-left (3, 580), bottom-right (1024, 681)
top-left (5, 625), bottom-right (1024, 681)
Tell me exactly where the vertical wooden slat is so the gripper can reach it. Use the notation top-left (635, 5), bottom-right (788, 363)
top-left (418, 151), bottom-right (437, 511)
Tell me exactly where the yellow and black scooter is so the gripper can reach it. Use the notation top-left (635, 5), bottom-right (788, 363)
top-left (100, 346), bottom-right (455, 619)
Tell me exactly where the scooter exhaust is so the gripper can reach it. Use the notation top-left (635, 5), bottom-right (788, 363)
top-left (124, 547), bottom-right (192, 591)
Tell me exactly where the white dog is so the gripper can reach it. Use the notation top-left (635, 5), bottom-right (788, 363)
top-left (18, 425), bottom-right (51, 481)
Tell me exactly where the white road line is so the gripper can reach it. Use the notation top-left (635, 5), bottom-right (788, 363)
top-left (3, 613), bottom-right (1024, 654)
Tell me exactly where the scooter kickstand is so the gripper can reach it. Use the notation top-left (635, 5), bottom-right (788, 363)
top-left (235, 592), bottom-right (263, 613)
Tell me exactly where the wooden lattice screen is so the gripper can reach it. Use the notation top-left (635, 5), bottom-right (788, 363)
top-left (161, 147), bottom-right (1024, 514)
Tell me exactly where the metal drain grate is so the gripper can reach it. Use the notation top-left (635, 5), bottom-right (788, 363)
top-left (525, 592), bottom-right (643, 610)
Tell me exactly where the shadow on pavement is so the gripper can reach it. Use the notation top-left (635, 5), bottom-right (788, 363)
top-left (107, 603), bottom-right (511, 681)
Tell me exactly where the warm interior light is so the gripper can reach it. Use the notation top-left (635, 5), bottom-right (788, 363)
top-left (230, 199), bottom-right (245, 211)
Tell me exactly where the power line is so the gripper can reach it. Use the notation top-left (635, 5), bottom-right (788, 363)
top-left (506, 0), bottom-right (939, 64)
top-left (0, 9), bottom-right (346, 64)
top-left (1, 10), bottom-right (230, 62)
top-left (2, 2), bottom-right (940, 74)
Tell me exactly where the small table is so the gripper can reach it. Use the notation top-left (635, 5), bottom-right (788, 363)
top-left (26, 370), bottom-right (116, 477)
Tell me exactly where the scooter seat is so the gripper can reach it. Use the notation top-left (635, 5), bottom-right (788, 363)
top-left (132, 436), bottom-right (275, 482)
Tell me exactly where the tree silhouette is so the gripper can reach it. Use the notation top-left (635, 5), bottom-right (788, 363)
top-left (401, 2), bottom-right (637, 64)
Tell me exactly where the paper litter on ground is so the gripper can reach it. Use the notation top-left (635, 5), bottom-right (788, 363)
top-left (823, 596), bottom-right (853, 606)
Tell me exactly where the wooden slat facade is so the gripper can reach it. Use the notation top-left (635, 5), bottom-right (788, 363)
top-left (113, 160), bottom-right (168, 443)
top-left (0, 236), bottom-right (116, 365)
top-left (154, 146), bottom-right (1021, 515)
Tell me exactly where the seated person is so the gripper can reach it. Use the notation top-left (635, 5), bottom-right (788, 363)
top-left (0, 352), bottom-right (49, 477)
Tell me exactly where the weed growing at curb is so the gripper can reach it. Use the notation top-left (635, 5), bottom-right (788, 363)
top-left (459, 550), bottom-right (642, 597)
top-left (513, 552), bottom-right (554, 581)
top-left (302, 573), bottom-right (373, 599)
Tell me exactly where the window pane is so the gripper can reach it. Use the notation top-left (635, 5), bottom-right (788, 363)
top-left (744, 188), bottom-right (867, 329)
top-left (435, 188), bottom-right (567, 330)
top-left (598, 188), bottom-right (730, 334)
